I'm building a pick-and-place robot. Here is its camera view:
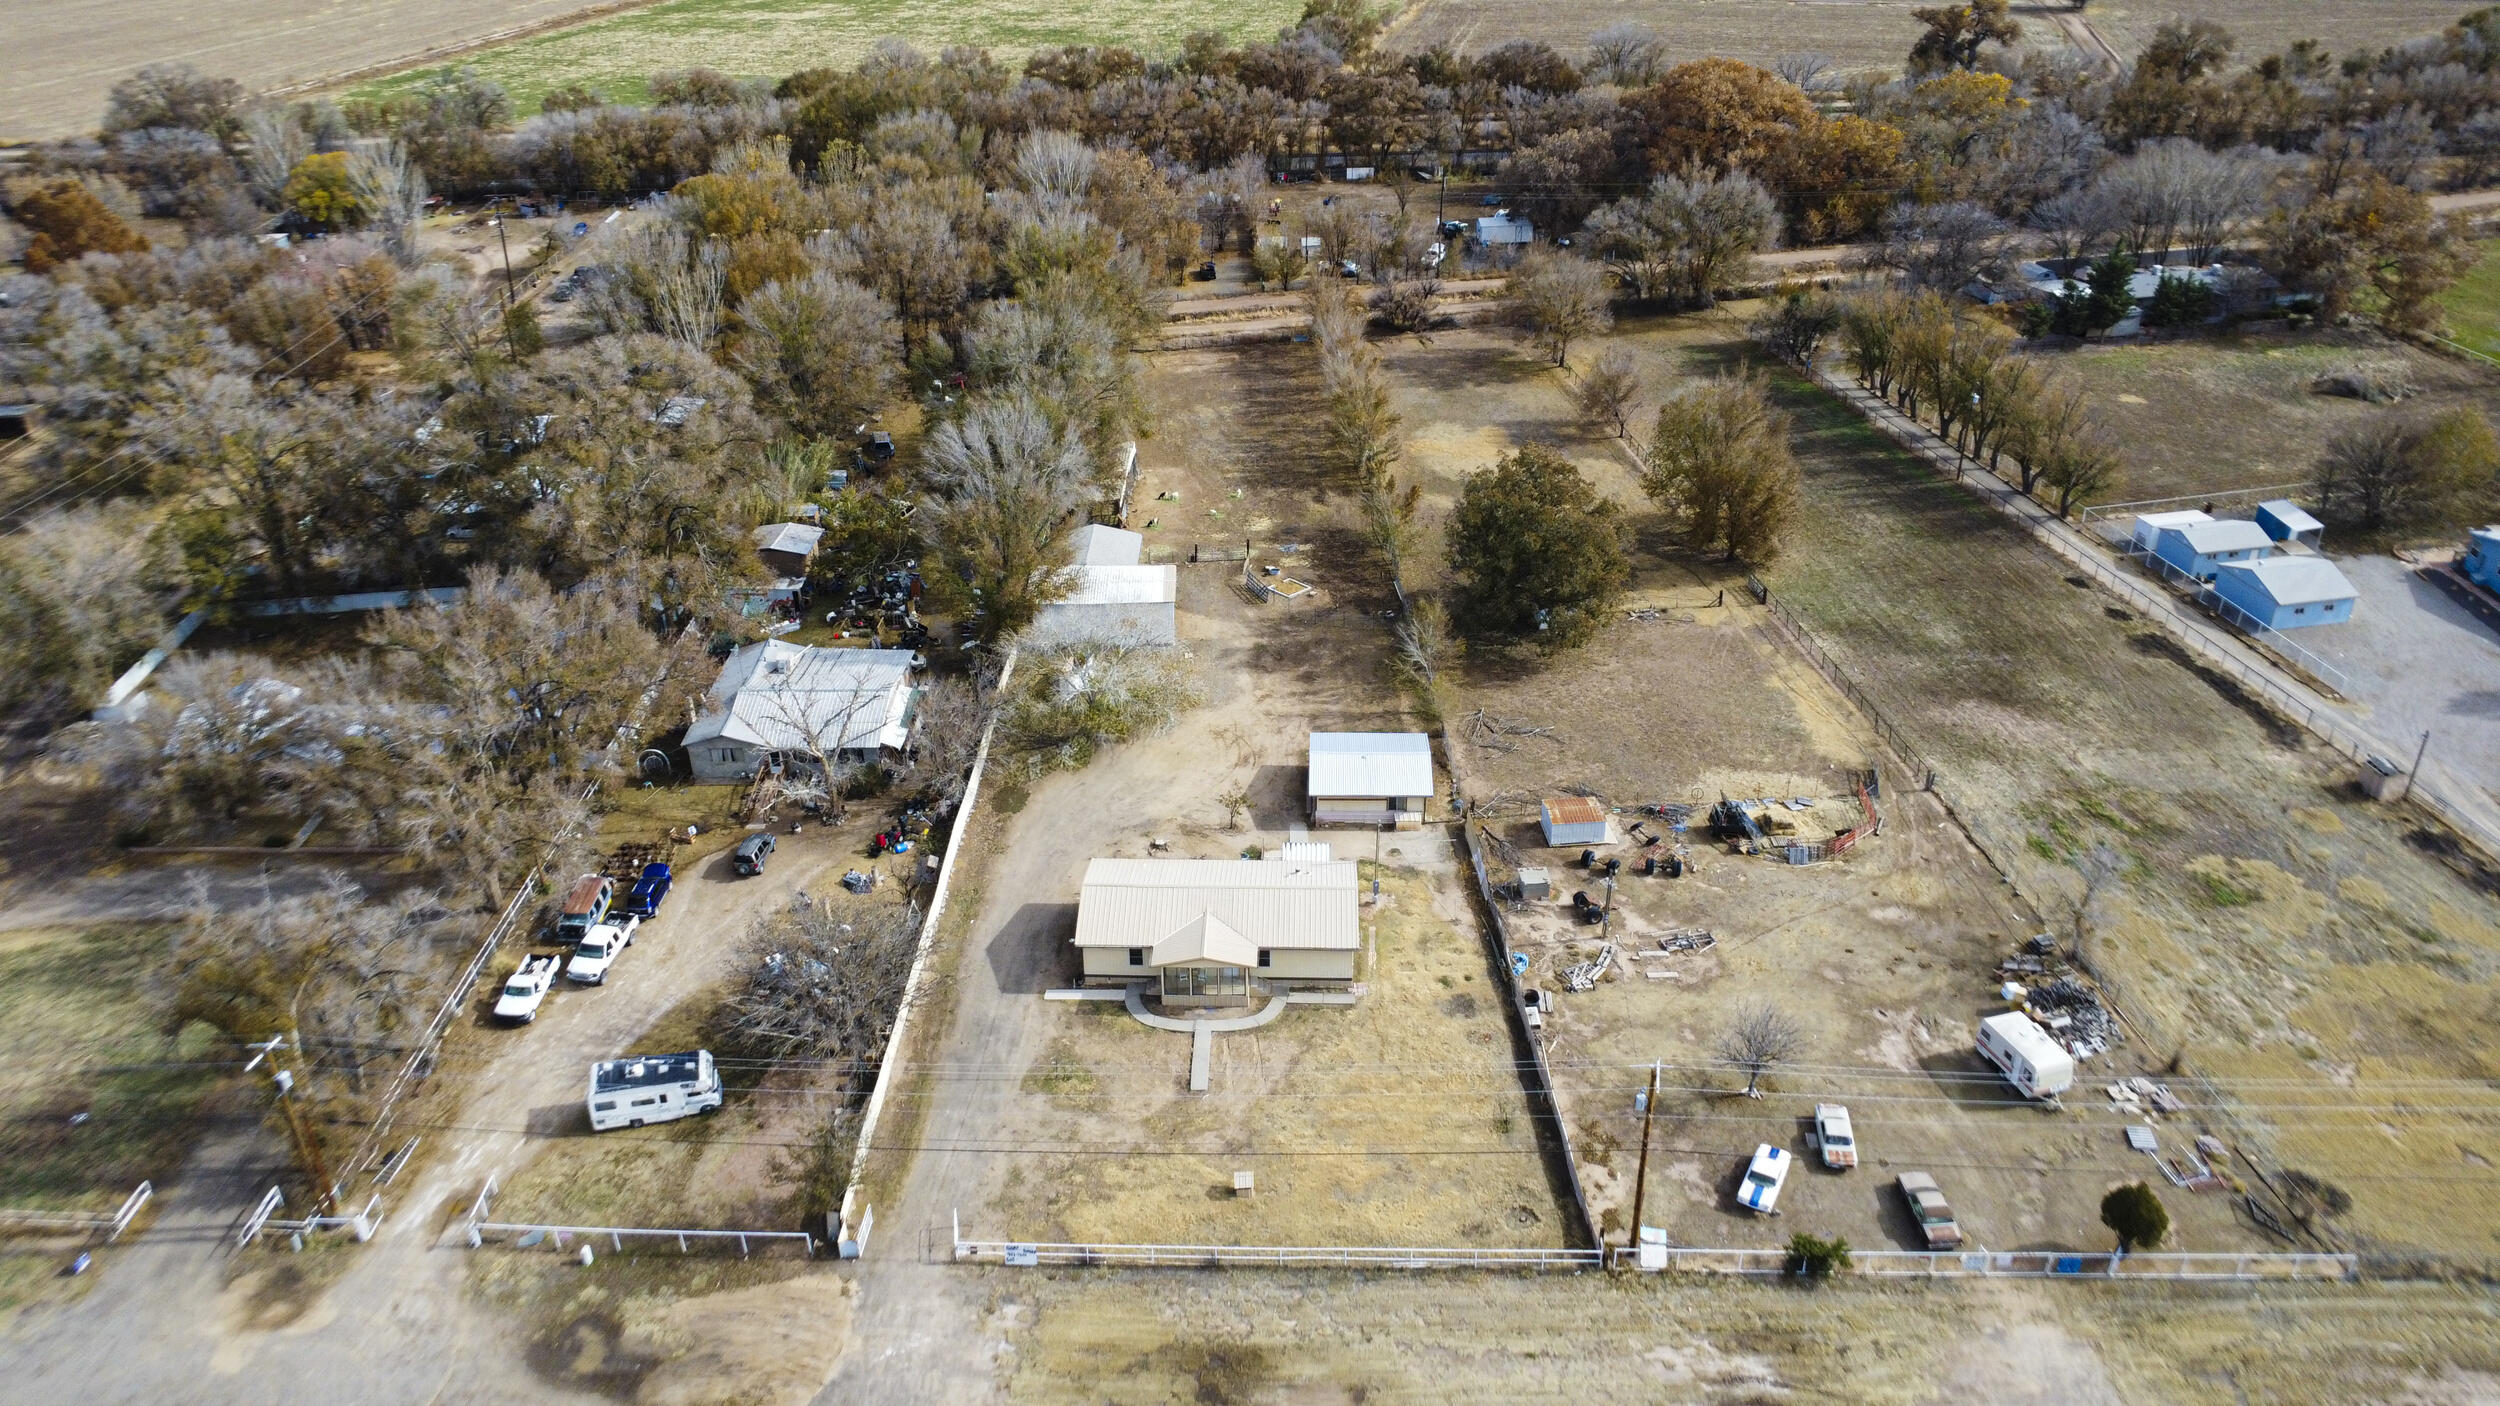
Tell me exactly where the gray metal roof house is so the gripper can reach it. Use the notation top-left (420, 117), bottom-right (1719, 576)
top-left (683, 642), bottom-right (919, 782)
top-left (1307, 732), bottom-right (1434, 828)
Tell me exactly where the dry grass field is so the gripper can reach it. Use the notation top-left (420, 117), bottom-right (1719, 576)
top-left (352, 0), bottom-right (1302, 116)
top-left (2046, 330), bottom-right (2500, 510)
top-left (999, 1271), bottom-right (2500, 1403)
top-left (1386, 0), bottom-right (2068, 70)
top-left (2, 0), bottom-right (605, 141)
top-left (2086, 0), bottom-right (2469, 65)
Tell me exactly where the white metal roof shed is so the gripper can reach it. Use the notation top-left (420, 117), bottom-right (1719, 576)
top-left (2172, 519), bottom-right (2274, 554)
top-left (753, 522), bottom-right (825, 557)
top-left (1056, 564), bottom-right (1176, 606)
top-left (1073, 858), bottom-right (1361, 952)
top-left (2216, 555), bottom-right (2356, 606)
top-left (1070, 523), bottom-right (1144, 566)
top-left (1307, 732), bottom-right (1434, 798)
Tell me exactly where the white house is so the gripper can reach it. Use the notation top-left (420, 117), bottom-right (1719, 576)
top-left (1307, 731), bottom-right (1434, 828)
top-left (1028, 525), bottom-right (1177, 646)
top-left (1073, 857), bottom-right (1360, 1006)
top-left (683, 642), bottom-right (920, 782)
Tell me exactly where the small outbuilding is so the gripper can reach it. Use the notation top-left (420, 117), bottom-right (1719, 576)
top-left (1475, 211), bottom-right (1534, 246)
top-left (753, 521), bottom-right (824, 578)
top-left (1306, 732), bottom-right (1434, 828)
top-left (1070, 523), bottom-right (1143, 566)
top-left (2254, 499), bottom-right (2324, 549)
top-left (1073, 857), bottom-right (1360, 1006)
top-left (1539, 796), bottom-right (1611, 847)
top-left (2464, 526), bottom-right (2500, 592)
top-left (2153, 518), bottom-right (2273, 582)
top-left (2130, 509), bottom-right (2212, 552)
top-left (2211, 556), bottom-right (2356, 630)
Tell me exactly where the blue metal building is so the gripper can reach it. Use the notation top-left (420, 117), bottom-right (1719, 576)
top-left (2254, 500), bottom-right (2324, 548)
top-left (2153, 518), bottom-right (2273, 582)
top-left (2211, 557), bottom-right (2356, 629)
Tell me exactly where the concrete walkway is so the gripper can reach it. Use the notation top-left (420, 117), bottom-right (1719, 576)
top-left (1812, 364), bottom-right (2500, 857)
top-left (1117, 984), bottom-right (1299, 1091)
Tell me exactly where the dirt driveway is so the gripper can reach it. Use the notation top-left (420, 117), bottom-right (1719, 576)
top-left (0, 814), bottom-right (866, 1404)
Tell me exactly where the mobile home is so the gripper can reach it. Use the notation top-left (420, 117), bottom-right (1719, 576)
top-left (586, 1050), bottom-right (723, 1131)
top-left (1977, 1012), bottom-right (2075, 1099)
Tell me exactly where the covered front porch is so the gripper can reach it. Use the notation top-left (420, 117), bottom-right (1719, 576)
top-left (1150, 912), bottom-right (1269, 1009)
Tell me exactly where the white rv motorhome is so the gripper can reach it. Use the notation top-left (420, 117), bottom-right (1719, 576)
top-left (586, 1050), bottom-right (722, 1131)
top-left (1977, 1012), bottom-right (2075, 1099)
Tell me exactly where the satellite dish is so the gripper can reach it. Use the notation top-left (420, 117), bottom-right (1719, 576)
top-left (637, 748), bottom-right (674, 782)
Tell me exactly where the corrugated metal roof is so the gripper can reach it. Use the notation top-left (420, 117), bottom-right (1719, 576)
top-left (2256, 500), bottom-right (2322, 534)
top-left (1542, 796), bottom-right (1605, 826)
top-left (753, 522), bottom-right (823, 556)
top-left (2170, 519), bottom-right (2273, 554)
top-left (2216, 555), bottom-right (2355, 606)
top-left (1071, 524), bottom-right (1143, 566)
top-left (1054, 564), bottom-right (1175, 606)
top-left (685, 643), bottom-right (917, 751)
top-left (1074, 858), bottom-right (1360, 952)
top-left (1307, 732), bottom-right (1434, 798)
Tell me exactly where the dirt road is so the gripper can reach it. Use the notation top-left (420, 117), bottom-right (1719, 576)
top-left (0, 821), bottom-right (865, 1403)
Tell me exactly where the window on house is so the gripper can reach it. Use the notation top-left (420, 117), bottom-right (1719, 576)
top-left (1127, 947), bottom-right (1145, 967)
top-left (1257, 949), bottom-right (1272, 968)
top-left (2294, 605), bottom-right (2307, 615)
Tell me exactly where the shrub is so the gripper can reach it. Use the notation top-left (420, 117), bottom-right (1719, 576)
top-left (2101, 1181), bottom-right (2170, 1251)
top-left (1786, 1232), bottom-right (1851, 1277)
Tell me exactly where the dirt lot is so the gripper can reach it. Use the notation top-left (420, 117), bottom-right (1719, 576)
top-left (1543, 310), bottom-right (2500, 1267)
top-left (1386, 0), bottom-right (2072, 70)
top-left (2048, 330), bottom-right (2500, 512)
top-left (3, 0), bottom-right (608, 141)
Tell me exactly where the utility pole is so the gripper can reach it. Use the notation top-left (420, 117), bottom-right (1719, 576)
top-left (248, 1036), bottom-right (337, 1214)
top-left (490, 203), bottom-right (520, 363)
top-left (2401, 729), bottom-right (2431, 802)
top-left (1626, 1061), bottom-right (1659, 1257)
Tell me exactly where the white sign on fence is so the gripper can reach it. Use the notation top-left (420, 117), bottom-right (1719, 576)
top-left (1004, 1244), bottom-right (1041, 1267)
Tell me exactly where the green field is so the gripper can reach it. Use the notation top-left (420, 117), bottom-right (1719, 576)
top-left (349, 0), bottom-right (1303, 116)
top-left (2438, 237), bottom-right (2500, 360)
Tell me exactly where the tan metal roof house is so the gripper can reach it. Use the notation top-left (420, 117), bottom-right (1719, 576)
top-left (1074, 857), bottom-right (1360, 1007)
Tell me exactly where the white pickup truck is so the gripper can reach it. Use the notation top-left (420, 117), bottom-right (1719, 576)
top-left (493, 954), bottom-right (562, 1023)
top-left (566, 916), bottom-right (640, 985)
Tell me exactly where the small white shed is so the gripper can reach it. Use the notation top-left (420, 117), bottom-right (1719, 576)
top-left (1539, 796), bottom-right (1611, 847)
top-left (1307, 732), bottom-right (1434, 827)
top-left (1027, 563), bottom-right (1178, 647)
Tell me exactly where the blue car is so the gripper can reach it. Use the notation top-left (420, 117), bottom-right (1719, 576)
top-left (622, 861), bottom-right (673, 919)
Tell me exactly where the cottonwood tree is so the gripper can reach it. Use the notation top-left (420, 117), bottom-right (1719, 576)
top-left (1907, 0), bottom-right (2021, 74)
top-left (1879, 200), bottom-right (2009, 292)
top-left (1585, 170), bottom-right (1777, 307)
top-left (1507, 251), bottom-right (1613, 367)
top-left (2313, 407), bottom-right (2500, 533)
top-left (1392, 596), bottom-right (1459, 721)
top-left (163, 870), bottom-right (448, 1140)
top-left (1718, 1000), bottom-right (1804, 1098)
top-left (2265, 173), bottom-right (2476, 333)
top-left (1445, 444), bottom-right (1630, 648)
top-left (732, 270), bottom-right (898, 440)
top-left (1642, 370), bottom-right (1802, 564)
top-left (0, 503), bottom-right (180, 712)
top-left (1751, 288), bottom-right (1843, 366)
top-left (1576, 347), bottom-right (1642, 437)
top-left (919, 394), bottom-right (1090, 645)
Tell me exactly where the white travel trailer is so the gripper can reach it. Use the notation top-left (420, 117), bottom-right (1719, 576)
top-left (586, 1050), bottom-right (722, 1131)
top-left (1977, 1012), bottom-right (2075, 1099)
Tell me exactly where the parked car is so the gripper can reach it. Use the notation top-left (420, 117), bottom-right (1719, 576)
top-left (1815, 1103), bottom-right (1858, 1170)
top-left (731, 832), bottom-right (776, 876)
top-left (566, 916), bottom-right (638, 985)
top-left (1439, 220), bottom-right (1469, 238)
top-left (1335, 259), bottom-right (1362, 278)
top-left (492, 954), bottom-right (562, 1023)
top-left (1191, 260), bottom-right (1218, 281)
top-left (1898, 1172), bottom-right (1964, 1248)
top-left (1738, 1144), bottom-right (1791, 1214)
top-left (555, 874), bottom-right (616, 943)
top-left (622, 861), bottom-right (673, 919)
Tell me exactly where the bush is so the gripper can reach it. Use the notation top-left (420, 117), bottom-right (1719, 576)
top-left (2101, 1181), bottom-right (2170, 1251)
top-left (1786, 1231), bottom-right (1851, 1277)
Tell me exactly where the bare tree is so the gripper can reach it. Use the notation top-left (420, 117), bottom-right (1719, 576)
top-left (919, 393), bottom-right (1091, 644)
top-left (1584, 24), bottom-right (1669, 87)
top-left (731, 270), bottom-right (898, 439)
top-left (1880, 200), bottom-right (2010, 291)
top-left (1506, 250), bottom-right (1613, 366)
top-left (1586, 171), bottom-right (1778, 307)
top-left (1717, 1001), bottom-right (1805, 1098)
top-left (242, 105), bottom-right (310, 207)
top-left (345, 139), bottom-right (429, 267)
top-left (716, 897), bottom-right (921, 1060)
top-left (1771, 52), bottom-right (1841, 94)
top-left (1576, 347), bottom-right (1642, 437)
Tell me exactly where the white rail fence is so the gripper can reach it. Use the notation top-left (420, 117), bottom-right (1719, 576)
top-left (235, 1186), bottom-right (287, 1249)
top-left (265, 1194), bottom-right (387, 1244)
top-left (461, 1174), bottom-right (812, 1258)
top-left (1611, 1244), bottom-right (2357, 1282)
top-left (0, 1182), bottom-right (153, 1243)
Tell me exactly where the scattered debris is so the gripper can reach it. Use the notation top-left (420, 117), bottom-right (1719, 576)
top-left (1463, 709), bottom-right (1562, 754)
top-left (1656, 928), bottom-right (1716, 955)
top-left (1561, 942), bottom-right (1617, 991)
top-left (2125, 1125), bottom-right (2159, 1153)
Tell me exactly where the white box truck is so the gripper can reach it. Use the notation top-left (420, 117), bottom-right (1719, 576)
top-left (1977, 1012), bottom-right (2074, 1099)
top-left (587, 1050), bottom-right (722, 1131)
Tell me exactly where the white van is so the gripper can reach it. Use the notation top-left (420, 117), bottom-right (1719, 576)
top-left (1977, 1012), bottom-right (2075, 1099)
top-left (587, 1050), bottom-right (722, 1131)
